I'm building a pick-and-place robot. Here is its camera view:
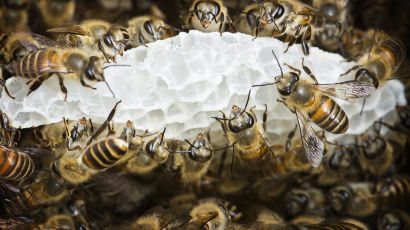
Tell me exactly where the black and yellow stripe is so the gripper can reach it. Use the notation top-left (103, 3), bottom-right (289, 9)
top-left (378, 38), bottom-right (406, 72)
top-left (9, 49), bottom-right (57, 79)
top-left (0, 146), bottom-right (35, 181)
top-left (377, 176), bottom-right (410, 203)
top-left (82, 137), bottom-right (128, 170)
top-left (308, 95), bottom-right (349, 134)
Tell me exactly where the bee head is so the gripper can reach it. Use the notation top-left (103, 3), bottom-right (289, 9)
top-left (188, 133), bottom-right (212, 162)
top-left (260, 1), bottom-right (284, 27)
top-left (146, 133), bottom-right (169, 163)
top-left (275, 72), bottom-right (299, 96)
top-left (194, 0), bottom-right (220, 28)
top-left (319, 2), bottom-right (339, 17)
top-left (329, 186), bottom-right (351, 213)
top-left (379, 212), bottom-right (403, 230)
top-left (227, 105), bottom-right (254, 133)
top-left (362, 136), bottom-right (387, 159)
top-left (286, 189), bottom-right (309, 216)
top-left (329, 146), bottom-right (353, 170)
top-left (85, 56), bottom-right (104, 81)
top-left (355, 68), bottom-right (379, 88)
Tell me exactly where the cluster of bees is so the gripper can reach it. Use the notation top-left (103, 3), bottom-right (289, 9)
top-left (0, 0), bottom-right (409, 229)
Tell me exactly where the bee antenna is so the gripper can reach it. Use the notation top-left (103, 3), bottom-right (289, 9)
top-left (103, 64), bottom-right (131, 69)
top-left (271, 50), bottom-right (283, 77)
top-left (101, 76), bottom-right (116, 98)
top-left (159, 127), bottom-right (166, 145)
top-left (172, 26), bottom-right (184, 32)
top-left (239, 89), bottom-right (252, 116)
top-left (185, 139), bottom-right (198, 149)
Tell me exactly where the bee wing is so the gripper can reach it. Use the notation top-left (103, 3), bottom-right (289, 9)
top-left (16, 32), bottom-right (58, 50)
top-left (313, 80), bottom-right (376, 103)
top-left (47, 25), bottom-right (88, 35)
top-left (16, 147), bottom-right (55, 159)
top-left (295, 109), bottom-right (324, 167)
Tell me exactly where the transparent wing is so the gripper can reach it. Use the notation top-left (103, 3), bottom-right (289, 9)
top-left (47, 25), bottom-right (88, 35)
top-left (295, 109), bottom-right (324, 167)
top-left (313, 80), bottom-right (376, 103)
top-left (15, 32), bottom-right (58, 50)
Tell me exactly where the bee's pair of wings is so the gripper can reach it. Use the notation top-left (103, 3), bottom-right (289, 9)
top-left (295, 80), bottom-right (376, 167)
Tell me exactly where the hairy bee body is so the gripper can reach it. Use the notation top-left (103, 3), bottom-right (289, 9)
top-left (282, 80), bottom-right (349, 134)
top-left (0, 146), bottom-right (35, 181)
top-left (54, 137), bottom-right (128, 184)
top-left (376, 175), bottom-right (410, 204)
top-left (184, 0), bottom-right (233, 33)
top-left (38, 0), bottom-right (75, 28)
top-left (127, 16), bottom-right (175, 47)
top-left (352, 32), bottom-right (406, 88)
top-left (307, 218), bottom-right (369, 230)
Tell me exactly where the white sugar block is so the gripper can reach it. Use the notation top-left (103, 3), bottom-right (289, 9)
top-left (0, 30), bottom-right (405, 144)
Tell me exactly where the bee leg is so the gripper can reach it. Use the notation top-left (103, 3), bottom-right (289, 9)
top-left (0, 78), bottom-right (15, 99)
top-left (227, 16), bottom-right (236, 33)
top-left (80, 75), bottom-right (96, 90)
top-left (27, 77), bottom-right (46, 96)
top-left (284, 25), bottom-right (302, 53)
top-left (219, 13), bottom-right (225, 35)
top-left (283, 63), bottom-right (301, 75)
top-left (263, 104), bottom-right (268, 133)
top-left (301, 58), bottom-right (318, 84)
top-left (58, 74), bottom-right (68, 101)
top-left (301, 26), bottom-right (312, 56)
top-left (286, 125), bottom-right (298, 152)
top-left (253, 18), bottom-right (261, 40)
top-left (339, 65), bottom-right (361, 77)
top-left (230, 143), bottom-right (236, 178)
top-left (97, 40), bottom-right (110, 63)
top-left (32, 126), bottom-right (49, 146)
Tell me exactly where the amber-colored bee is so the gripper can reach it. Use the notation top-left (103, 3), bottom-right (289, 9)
top-left (183, 0), bottom-right (235, 34)
top-left (376, 175), bottom-right (410, 205)
top-left (213, 102), bottom-right (278, 175)
top-left (47, 19), bottom-right (130, 62)
top-left (186, 198), bottom-right (234, 230)
top-left (1, 47), bottom-right (113, 100)
top-left (341, 31), bottom-right (406, 89)
top-left (0, 146), bottom-right (35, 181)
top-left (127, 16), bottom-right (176, 47)
top-left (37, 0), bottom-right (75, 28)
top-left (0, 0), bottom-right (29, 32)
top-left (253, 51), bottom-right (374, 167)
top-left (285, 186), bottom-right (327, 217)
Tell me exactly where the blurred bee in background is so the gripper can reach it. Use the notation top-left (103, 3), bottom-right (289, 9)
top-left (328, 181), bottom-right (377, 218)
top-left (183, 0), bottom-right (235, 34)
top-left (375, 175), bottom-right (410, 206)
top-left (311, 0), bottom-right (350, 53)
top-left (1, 170), bottom-right (69, 216)
top-left (285, 185), bottom-right (327, 217)
top-left (47, 19), bottom-right (130, 62)
top-left (0, 46), bottom-right (115, 100)
top-left (213, 100), bottom-right (279, 176)
top-left (0, 217), bottom-right (34, 229)
top-left (306, 218), bottom-right (369, 230)
top-left (378, 209), bottom-right (410, 230)
top-left (0, 0), bottom-right (30, 32)
top-left (235, 3), bottom-right (273, 37)
top-left (127, 15), bottom-right (176, 48)
top-left (341, 31), bottom-right (406, 90)
top-left (253, 51), bottom-right (375, 167)
top-left (36, 0), bottom-right (75, 28)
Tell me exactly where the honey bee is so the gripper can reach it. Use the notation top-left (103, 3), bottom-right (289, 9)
top-left (235, 3), bottom-right (273, 37)
top-left (341, 31), bottom-right (406, 89)
top-left (183, 0), bottom-right (235, 34)
top-left (52, 136), bottom-right (128, 184)
top-left (127, 16), bottom-right (176, 47)
top-left (252, 0), bottom-right (333, 55)
top-left (37, 0), bottom-right (75, 28)
top-left (0, 146), bottom-right (35, 182)
top-left (0, 0), bottom-right (29, 32)
top-left (213, 102), bottom-right (278, 175)
top-left (356, 131), bottom-right (395, 177)
top-left (378, 209), bottom-right (410, 230)
top-left (285, 186), bottom-right (327, 217)
top-left (376, 175), bottom-right (410, 205)
top-left (1, 170), bottom-right (69, 216)
top-left (328, 182), bottom-right (377, 218)
top-left (306, 218), bottom-right (369, 230)
top-left (311, 0), bottom-right (349, 53)
top-left (253, 51), bottom-right (375, 167)
top-left (186, 198), bottom-right (233, 230)
top-left (123, 128), bottom-right (170, 175)
top-left (166, 133), bottom-right (215, 186)
top-left (0, 47), bottom-right (115, 100)
top-left (47, 19), bottom-right (130, 62)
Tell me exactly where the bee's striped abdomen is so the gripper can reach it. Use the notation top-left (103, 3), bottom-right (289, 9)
top-left (0, 146), bottom-right (35, 181)
top-left (82, 137), bottom-right (128, 170)
top-left (308, 95), bottom-right (349, 134)
top-left (9, 49), bottom-right (56, 79)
